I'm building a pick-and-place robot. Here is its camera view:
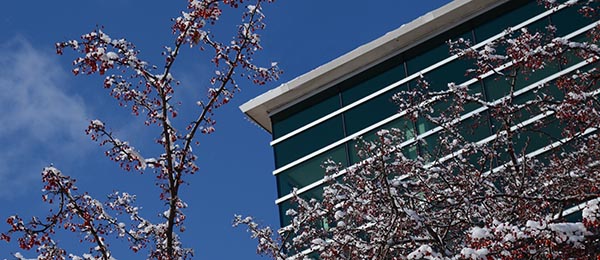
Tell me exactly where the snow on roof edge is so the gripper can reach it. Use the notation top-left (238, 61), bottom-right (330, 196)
top-left (240, 0), bottom-right (510, 133)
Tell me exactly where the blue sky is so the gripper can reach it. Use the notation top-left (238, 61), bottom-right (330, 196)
top-left (0, 1), bottom-right (450, 259)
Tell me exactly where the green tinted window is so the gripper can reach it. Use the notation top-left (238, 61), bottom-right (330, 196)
top-left (494, 117), bottom-right (564, 166)
top-left (459, 111), bottom-right (493, 143)
top-left (274, 115), bottom-right (344, 168)
top-left (419, 111), bottom-right (492, 161)
top-left (406, 31), bottom-right (473, 76)
top-left (341, 63), bottom-right (406, 105)
top-left (278, 200), bottom-right (293, 227)
top-left (464, 82), bottom-right (487, 113)
top-left (579, 63), bottom-right (600, 92)
top-left (418, 59), bottom-right (475, 92)
top-left (271, 89), bottom-right (340, 139)
top-left (564, 210), bottom-right (583, 222)
top-left (348, 117), bottom-right (415, 164)
top-left (483, 61), bottom-right (560, 102)
top-left (278, 185), bottom-right (324, 227)
top-left (403, 144), bottom-right (419, 160)
top-left (474, 1), bottom-right (546, 41)
top-left (406, 43), bottom-right (448, 74)
top-left (551, 3), bottom-right (595, 37)
top-left (559, 34), bottom-right (590, 68)
top-left (414, 81), bottom-right (486, 134)
top-left (516, 118), bottom-right (563, 154)
top-left (489, 78), bottom-right (563, 132)
top-left (419, 133), bottom-right (438, 162)
top-left (276, 145), bottom-right (347, 197)
top-left (483, 75), bottom-right (512, 102)
top-left (344, 86), bottom-right (407, 135)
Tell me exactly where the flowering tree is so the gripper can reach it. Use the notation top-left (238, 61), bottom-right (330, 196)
top-left (235, 1), bottom-right (600, 259)
top-left (1, 0), bottom-right (279, 259)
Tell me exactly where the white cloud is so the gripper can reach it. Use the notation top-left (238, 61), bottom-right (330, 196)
top-left (0, 36), bottom-right (90, 198)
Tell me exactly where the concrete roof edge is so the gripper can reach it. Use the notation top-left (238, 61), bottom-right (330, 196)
top-left (240, 0), bottom-right (511, 133)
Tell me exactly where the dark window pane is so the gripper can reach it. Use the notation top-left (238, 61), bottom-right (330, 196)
top-left (564, 210), bottom-right (583, 222)
top-left (458, 110), bottom-right (493, 143)
top-left (278, 199), bottom-right (294, 228)
top-left (551, 3), bottom-right (596, 37)
top-left (348, 117), bottom-right (415, 164)
top-left (489, 78), bottom-right (563, 132)
top-left (474, 1), bottom-right (546, 41)
top-left (483, 76), bottom-right (511, 102)
top-left (402, 144), bottom-right (419, 160)
top-left (418, 59), bottom-right (475, 92)
top-left (406, 31), bottom-right (473, 76)
top-left (344, 86), bottom-right (407, 135)
top-left (494, 117), bottom-right (564, 166)
top-left (420, 133), bottom-right (438, 162)
top-left (276, 145), bottom-right (347, 197)
top-left (271, 88), bottom-right (340, 139)
top-left (559, 34), bottom-right (590, 68)
top-left (517, 118), bottom-right (564, 154)
top-left (483, 61), bottom-right (560, 102)
top-left (274, 115), bottom-right (344, 168)
top-left (419, 111), bottom-right (492, 161)
top-left (341, 62), bottom-right (406, 105)
top-left (414, 80), bottom-right (487, 135)
top-left (278, 185), bottom-right (325, 227)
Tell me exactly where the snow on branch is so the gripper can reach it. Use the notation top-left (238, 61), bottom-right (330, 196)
top-left (4, 0), bottom-right (280, 259)
top-left (236, 1), bottom-right (600, 259)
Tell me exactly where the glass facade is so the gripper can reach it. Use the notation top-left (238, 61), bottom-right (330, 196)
top-left (264, 0), bottom-right (597, 227)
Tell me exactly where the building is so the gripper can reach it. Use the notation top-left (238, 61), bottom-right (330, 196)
top-left (240, 0), bottom-right (596, 227)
